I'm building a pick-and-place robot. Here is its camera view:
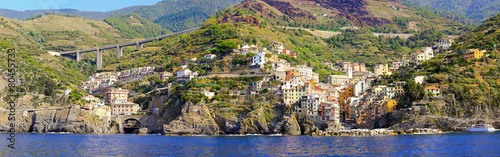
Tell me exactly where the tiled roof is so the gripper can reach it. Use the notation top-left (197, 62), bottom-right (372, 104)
top-left (425, 86), bottom-right (439, 90)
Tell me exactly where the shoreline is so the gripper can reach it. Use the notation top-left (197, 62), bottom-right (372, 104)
top-left (1, 128), bottom-right (465, 136)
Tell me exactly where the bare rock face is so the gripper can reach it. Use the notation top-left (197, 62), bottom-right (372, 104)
top-left (281, 116), bottom-right (301, 135)
top-left (0, 106), bottom-right (119, 134)
top-left (138, 128), bottom-right (148, 135)
top-left (300, 119), bottom-right (319, 135)
top-left (163, 102), bottom-right (221, 135)
top-left (493, 121), bottom-right (500, 129)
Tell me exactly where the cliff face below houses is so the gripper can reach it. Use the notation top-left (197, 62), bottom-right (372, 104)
top-left (161, 100), bottom-right (313, 135)
top-left (372, 95), bottom-right (500, 131)
top-left (0, 105), bottom-right (119, 134)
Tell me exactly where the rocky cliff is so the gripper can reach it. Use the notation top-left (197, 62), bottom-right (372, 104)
top-left (162, 100), bottom-right (313, 135)
top-left (0, 105), bottom-right (119, 134)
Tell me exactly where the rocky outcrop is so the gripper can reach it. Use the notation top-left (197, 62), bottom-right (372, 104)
top-left (299, 119), bottom-right (319, 135)
top-left (273, 115), bottom-right (301, 135)
top-left (163, 101), bottom-right (221, 135)
top-left (312, 0), bottom-right (391, 27)
top-left (0, 106), bottom-right (118, 134)
top-left (161, 98), bottom-right (307, 135)
top-left (138, 128), bottom-right (148, 135)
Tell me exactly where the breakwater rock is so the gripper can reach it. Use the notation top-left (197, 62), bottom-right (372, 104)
top-left (311, 128), bottom-right (441, 136)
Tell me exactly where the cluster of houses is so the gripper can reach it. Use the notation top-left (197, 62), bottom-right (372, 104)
top-left (81, 87), bottom-right (141, 117)
top-left (234, 41), bottom-right (467, 128)
top-left (79, 67), bottom-right (156, 94)
top-left (76, 36), bottom-right (490, 128)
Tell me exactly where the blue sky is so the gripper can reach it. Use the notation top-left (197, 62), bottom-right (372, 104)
top-left (0, 0), bottom-right (162, 12)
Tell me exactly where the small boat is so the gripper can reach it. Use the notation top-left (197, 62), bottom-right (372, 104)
top-left (466, 124), bottom-right (496, 132)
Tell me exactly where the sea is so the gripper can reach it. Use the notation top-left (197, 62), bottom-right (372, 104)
top-left (1, 131), bottom-right (499, 156)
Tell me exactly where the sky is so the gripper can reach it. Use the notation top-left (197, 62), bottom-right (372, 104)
top-left (0, 0), bottom-right (163, 12)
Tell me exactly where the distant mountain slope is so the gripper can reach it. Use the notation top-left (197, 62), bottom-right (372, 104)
top-left (104, 13), bottom-right (172, 39)
top-left (404, 0), bottom-right (500, 23)
top-left (0, 6), bottom-right (142, 20)
top-left (0, 0), bottom-right (245, 32)
top-left (131, 0), bottom-right (244, 32)
top-left (236, 0), bottom-right (467, 34)
top-left (453, 13), bottom-right (500, 51)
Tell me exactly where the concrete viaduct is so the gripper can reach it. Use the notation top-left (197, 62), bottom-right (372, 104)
top-left (58, 27), bottom-right (200, 69)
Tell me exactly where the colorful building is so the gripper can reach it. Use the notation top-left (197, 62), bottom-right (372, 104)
top-left (384, 99), bottom-right (398, 113)
top-left (111, 102), bottom-right (140, 115)
top-left (104, 87), bottom-right (128, 105)
top-left (464, 49), bottom-right (484, 60)
top-left (425, 86), bottom-right (440, 96)
top-left (283, 83), bottom-right (312, 105)
top-left (395, 81), bottom-right (405, 96)
top-left (375, 64), bottom-right (390, 76)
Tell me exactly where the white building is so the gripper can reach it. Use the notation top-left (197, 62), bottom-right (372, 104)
top-left (423, 47), bottom-right (434, 60)
top-left (177, 69), bottom-right (198, 80)
top-left (327, 67), bottom-right (352, 85)
top-left (204, 90), bottom-right (215, 99)
top-left (438, 38), bottom-right (454, 50)
top-left (414, 76), bottom-right (425, 84)
top-left (252, 52), bottom-right (266, 66)
top-left (271, 62), bottom-right (289, 72)
top-left (204, 54), bottom-right (216, 59)
top-left (354, 80), bottom-right (366, 97)
top-left (64, 89), bottom-right (72, 96)
top-left (312, 72), bottom-right (320, 83)
top-left (297, 65), bottom-right (313, 80)
top-left (299, 94), bottom-right (325, 120)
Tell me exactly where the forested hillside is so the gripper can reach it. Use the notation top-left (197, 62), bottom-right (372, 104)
top-left (104, 13), bottom-right (171, 39)
top-left (453, 14), bottom-right (500, 51)
top-left (393, 14), bottom-right (500, 119)
top-left (100, 1), bottom-right (467, 73)
top-left (131, 0), bottom-right (244, 32)
top-left (404, 0), bottom-right (500, 23)
top-left (0, 0), bottom-right (244, 32)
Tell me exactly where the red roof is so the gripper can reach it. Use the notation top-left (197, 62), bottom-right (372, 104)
top-left (425, 86), bottom-right (439, 90)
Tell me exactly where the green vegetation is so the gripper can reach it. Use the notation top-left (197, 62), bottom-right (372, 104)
top-left (453, 14), bottom-right (500, 51)
top-left (131, 0), bottom-right (244, 32)
top-left (104, 13), bottom-right (171, 39)
top-left (402, 0), bottom-right (478, 26)
top-left (404, 0), bottom-right (500, 23)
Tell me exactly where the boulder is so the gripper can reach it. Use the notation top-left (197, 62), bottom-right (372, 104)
top-left (138, 128), bottom-right (148, 135)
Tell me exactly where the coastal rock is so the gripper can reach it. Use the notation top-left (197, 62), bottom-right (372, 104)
top-left (300, 119), bottom-right (319, 135)
top-left (138, 128), bottom-right (148, 135)
top-left (282, 116), bottom-right (301, 135)
top-left (0, 106), bottom-right (119, 134)
top-left (163, 102), bottom-right (220, 135)
top-left (493, 121), bottom-right (500, 129)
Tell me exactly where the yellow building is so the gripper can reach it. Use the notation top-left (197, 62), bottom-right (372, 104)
top-left (373, 85), bottom-right (387, 94)
top-left (285, 68), bottom-right (299, 76)
top-left (464, 49), bottom-right (484, 60)
top-left (94, 105), bottom-right (111, 118)
top-left (375, 64), bottom-right (390, 76)
top-left (284, 83), bottom-right (312, 105)
top-left (385, 100), bottom-right (398, 113)
top-left (395, 81), bottom-right (405, 96)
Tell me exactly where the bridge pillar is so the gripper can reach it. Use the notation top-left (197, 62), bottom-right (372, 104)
top-left (96, 48), bottom-right (102, 70)
top-left (76, 51), bottom-right (81, 61)
top-left (136, 42), bottom-right (142, 49)
top-left (155, 37), bottom-right (159, 42)
top-left (116, 45), bottom-right (122, 58)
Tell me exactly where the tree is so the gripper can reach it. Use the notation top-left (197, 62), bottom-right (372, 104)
top-left (404, 79), bottom-right (424, 101)
top-left (212, 40), bottom-right (237, 56)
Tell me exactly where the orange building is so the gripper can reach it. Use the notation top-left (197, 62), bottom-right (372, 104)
top-left (104, 87), bottom-right (128, 105)
top-left (339, 87), bottom-right (354, 122)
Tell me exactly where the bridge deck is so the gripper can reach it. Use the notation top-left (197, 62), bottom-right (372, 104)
top-left (58, 27), bottom-right (200, 55)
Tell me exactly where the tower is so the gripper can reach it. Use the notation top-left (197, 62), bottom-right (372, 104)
top-left (348, 65), bottom-right (353, 78)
